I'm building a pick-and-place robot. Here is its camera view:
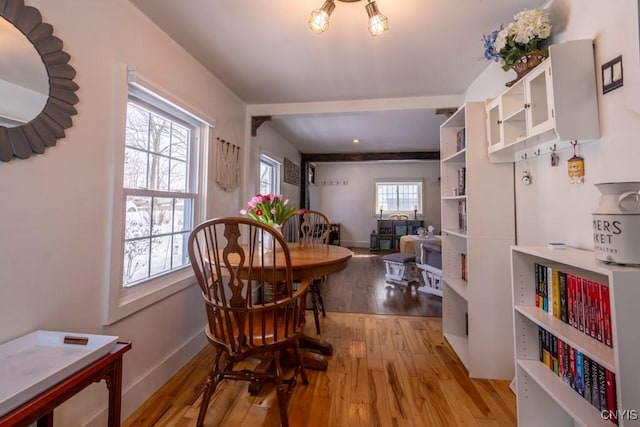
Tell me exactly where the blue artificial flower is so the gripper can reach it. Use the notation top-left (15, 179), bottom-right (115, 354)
top-left (483, 30), bottom-right (500, 62)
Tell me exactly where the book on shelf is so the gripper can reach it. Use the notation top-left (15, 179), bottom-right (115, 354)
top-left (455, 128), bottom-right (466, 152)
top-left (577, 275), bottom-right (585, 333)
top-left (591, 355), bottom-right (600, 409)
top-left (559, 271), bottom-right (568, 323)
top-left (561, 341), bottom-right (570, 385)
top-left (457, 167), bottom-right (466, 196)
top-left (536, 325), bottom-right (619, 421)
top-left (598, 363), bottom-right (608, 414)
top-left (575, 349), bottom-right (584, 396)
top-left (584, 355), bottom-right (592, 404)
top-left (533, 263), bottom-right (613, 348)
top-left (457, 200), bottom-right (467, 231)
top-left (606, 370), bottom-right (617, 424)
top-left (600, 285), bottom-right (612, 346)
top-left (569, 345), bottom-right (576, 390)
top-left (552, 268), bottom-right (561, 319)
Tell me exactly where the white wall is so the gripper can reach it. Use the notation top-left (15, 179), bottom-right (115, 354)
top-left (310, 161), bottom-right (441, 247)
top-left (465, 0), bottom-right (640, 248)
top-left (0, 1), bottom-right (246, 425)
top-left (245, 122), bottom-right (301, 209)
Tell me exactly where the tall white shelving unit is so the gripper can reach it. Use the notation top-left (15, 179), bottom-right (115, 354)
top-left (440, 102), bottom-right (516, 379)
top-left (511, 246), bottom-right (640, 427)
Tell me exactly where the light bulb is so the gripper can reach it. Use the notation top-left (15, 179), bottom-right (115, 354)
top-left (309, 1), bottom-right (335, 34)
top-left (365, 1), bottom-right (388, 37)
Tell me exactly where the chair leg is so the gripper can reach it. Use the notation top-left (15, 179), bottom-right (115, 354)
top-left (273, 350), bottom-right (289, 427)
top-left (196, 350), bottom-right (225, 427)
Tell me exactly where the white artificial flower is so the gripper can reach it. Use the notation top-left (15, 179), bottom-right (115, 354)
top-left (494, 24), bottom-right (511, 53)
top-left (513, 8), bottom-right (551, 43)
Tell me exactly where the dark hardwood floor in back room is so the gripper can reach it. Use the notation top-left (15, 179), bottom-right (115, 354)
top-left (322, 248), bottom-right (442, 317)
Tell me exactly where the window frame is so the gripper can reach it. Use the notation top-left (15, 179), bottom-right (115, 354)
top-left (375, 180), bottom-right (423, 215)
top-left (104, 67), bottom-right (211, 325)
top-left (259, 154), bottom-right (281, 195)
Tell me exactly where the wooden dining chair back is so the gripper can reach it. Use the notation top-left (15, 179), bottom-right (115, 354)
top-left (188, 217), bottom-right (309, 427)
top-left (282, 210), bottom-right (331, 334)
top-left (283, 210), bottom-right (331, 245)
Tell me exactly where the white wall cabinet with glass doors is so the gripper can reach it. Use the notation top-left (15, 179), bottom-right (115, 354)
top-left (486, 39), bottom-right (599, 163)
top-left (440, 102), bottom-right (515, 379)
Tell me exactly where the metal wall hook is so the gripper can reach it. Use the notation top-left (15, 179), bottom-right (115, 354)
top-left (521, 153), bottom-right (528, 160)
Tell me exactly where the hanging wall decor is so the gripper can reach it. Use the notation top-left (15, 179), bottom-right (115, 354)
top-left (567, 140), bottom-right (585, 184)
top-left (215, 137), bottom-right (240, 191)
top-left (283, 158), bottom-right (300, 186)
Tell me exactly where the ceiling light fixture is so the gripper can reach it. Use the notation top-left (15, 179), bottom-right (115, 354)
top-left (308, 0), bottom-right (388, 37)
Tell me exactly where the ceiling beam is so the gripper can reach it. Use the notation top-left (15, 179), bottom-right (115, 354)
top-left (251, 115), bottom-right (271, 136)
top-left (301, 151), bottom-right (439, 163)
top-left (435, 107), bottom-right (458, 118)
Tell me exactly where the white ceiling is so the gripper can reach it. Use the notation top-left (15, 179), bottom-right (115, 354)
top-left (128, 0), bottom-right (545, 154)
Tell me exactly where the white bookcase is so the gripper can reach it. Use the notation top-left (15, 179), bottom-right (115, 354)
top-left (440, 102), bottom-right (515, 379)
top-left (511, 245), bottom-right (640, 426)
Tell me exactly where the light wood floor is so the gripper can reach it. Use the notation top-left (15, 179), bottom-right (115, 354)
top-left (123, 313), bottom-right (516, 427)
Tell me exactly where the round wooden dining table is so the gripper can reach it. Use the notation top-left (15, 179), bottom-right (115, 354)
top-left (260, 242), bottom-right (352, 280)
top-left (269, 243), bottom-right (352, 364)
top-left (241, 243), bottom-right (352, 393)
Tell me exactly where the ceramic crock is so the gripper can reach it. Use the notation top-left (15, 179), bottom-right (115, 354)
top-left (593, 182), bottom-right (640, 264)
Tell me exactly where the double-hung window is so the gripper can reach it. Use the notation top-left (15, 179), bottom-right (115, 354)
top-left (376, 180), bottom-right (423, 214)
top-left (259, 154), bottom-right (280, 195)
top-left (106, 74), bottom-right (208, 324)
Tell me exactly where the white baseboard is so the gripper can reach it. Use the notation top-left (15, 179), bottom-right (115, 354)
top-left (83, 328), bottom-right (207, 427)
top-left (341, 240), bottom-right (369, 248)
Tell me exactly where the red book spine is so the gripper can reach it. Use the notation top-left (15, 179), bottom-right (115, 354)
top-left (606, 370), bottom-right (618, 425)
top-left (569, 346), bottom-right (576, 390)
top-left (601, 285), bottom-right (612, 347)
top-left (584, 278), bottom-right (591, 336)
top-left (557, 338), bottom-right (564, 378)
top-left (595, 282), bottom-right (603, 343)
top-left (589, 280), bottom-right (597, 339)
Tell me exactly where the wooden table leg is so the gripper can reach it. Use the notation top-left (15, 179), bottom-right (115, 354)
top-left (248, 353), bottom-right (274, 395)
top-left (299, 335), bottom-right (334, 356)
top-left (105, 355), bottom-right (124, 426)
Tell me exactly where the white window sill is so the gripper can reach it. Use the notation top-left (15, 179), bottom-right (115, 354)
top-left (104, 266), bottom-right (196, 325)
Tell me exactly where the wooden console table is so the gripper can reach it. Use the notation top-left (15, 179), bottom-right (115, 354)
top-left (0, 342), bottom-right (132, 427)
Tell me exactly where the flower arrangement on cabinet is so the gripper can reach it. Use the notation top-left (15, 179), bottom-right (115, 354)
top-left (483, 8), bottom-right (552, 71)
top-left (240, 193), bottom-right (304, 227)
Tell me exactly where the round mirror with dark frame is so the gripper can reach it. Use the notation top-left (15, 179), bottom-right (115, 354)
top-left (0, 0), bottom-right (79, 162)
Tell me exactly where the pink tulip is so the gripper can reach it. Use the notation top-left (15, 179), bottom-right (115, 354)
top-left (240, 209), bottom-right (247, 215)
